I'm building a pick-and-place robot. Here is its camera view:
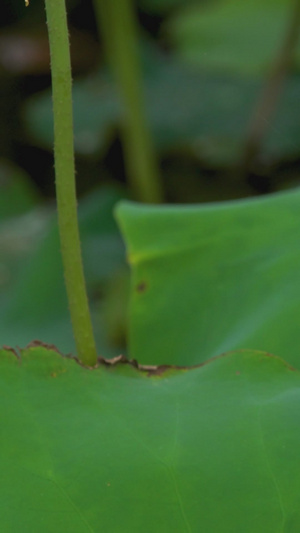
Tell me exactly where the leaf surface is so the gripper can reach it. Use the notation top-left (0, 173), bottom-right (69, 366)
top-left (117, 189), bottom-right (300, 367)
top-left (167, 0), bottom-right (300, 75)
top-left (1, 346), bottom-right (300, 531)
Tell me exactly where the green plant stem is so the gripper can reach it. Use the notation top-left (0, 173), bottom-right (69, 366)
top-left (241, 0), bottom-right (300, 175)
top-left (94, 0), bottom-right (163, 203)
top-left (44, 0), bottom-right (97, 366)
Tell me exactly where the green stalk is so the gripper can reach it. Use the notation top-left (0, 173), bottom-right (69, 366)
top-left (44, 0), bottom-right (97, 366)
top-left (94, 0), bottom-right (163, 203)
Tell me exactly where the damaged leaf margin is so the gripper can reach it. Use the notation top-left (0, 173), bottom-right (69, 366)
top-left (1, 339), bottom-right (298, 377)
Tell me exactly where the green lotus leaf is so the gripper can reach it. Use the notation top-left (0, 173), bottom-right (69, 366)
top-left (1, 346), bottom-right (300, 531)
top-left (117, 188), bottom-right (300, 368)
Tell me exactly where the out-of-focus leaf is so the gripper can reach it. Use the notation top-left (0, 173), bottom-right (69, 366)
top-left (166, 0), bottom-right (300, 76)
top-left (0, 186), bottom-right (126, 354)
top-left (117, 187), bottom-right (300, 368)
top-left (1, 346), bottom-right (300, 531)
top-left (24, 72), bottom-right (122, 156)
top-left (0, 208), bottom-right (51, 296)
top-left (24, 51), bottom-right (300, 165)
top-left (0, 159), bottom-right (38, 221)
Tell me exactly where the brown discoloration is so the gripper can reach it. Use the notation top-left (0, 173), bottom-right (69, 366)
top-left (2, 345), bottom-right (19, 358)
top-left (25, 340), bottom-right (63, 354)
top-left (100, 354), bottom-right (128, 366)
top-left (97, 356), bottom-right (201, 377)
top-left (136, 281), bottom-right (147, 293)
top-left (262, 351), bottom-right (297, 371)
top-left (1, 342), bottom-right (298, 377)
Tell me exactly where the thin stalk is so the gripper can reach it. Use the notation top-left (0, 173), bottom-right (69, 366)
top-left (44, 0), bottom-right (97, 366)
top-left (241, 0), bottom-right (300, 175)
top-left (94, 0), bottom-right (163, 203)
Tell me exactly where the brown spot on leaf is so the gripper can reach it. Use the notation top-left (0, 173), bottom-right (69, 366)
top-left (136, 281), bottom-right (147, 293)
top-left (2, 345), bottom-right (19, 358)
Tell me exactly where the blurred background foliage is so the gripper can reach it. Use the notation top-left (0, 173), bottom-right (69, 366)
top-left (1, 0), bottom-right (300, 356)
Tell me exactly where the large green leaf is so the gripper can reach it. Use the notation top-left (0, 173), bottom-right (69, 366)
top-left (1, 345), bottom-right (300, 531)
top-left (167, 0), bottom-right (300, 75)
top-left (116, 188), bottom-right (300, 368)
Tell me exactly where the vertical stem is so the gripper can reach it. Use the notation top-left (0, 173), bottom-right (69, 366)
top-left (94, 0), bottom-right (163, 203)
top-left (45, 0), bottom-right (97, 366)
top-left (241, 0), bottom-right (300, 175)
